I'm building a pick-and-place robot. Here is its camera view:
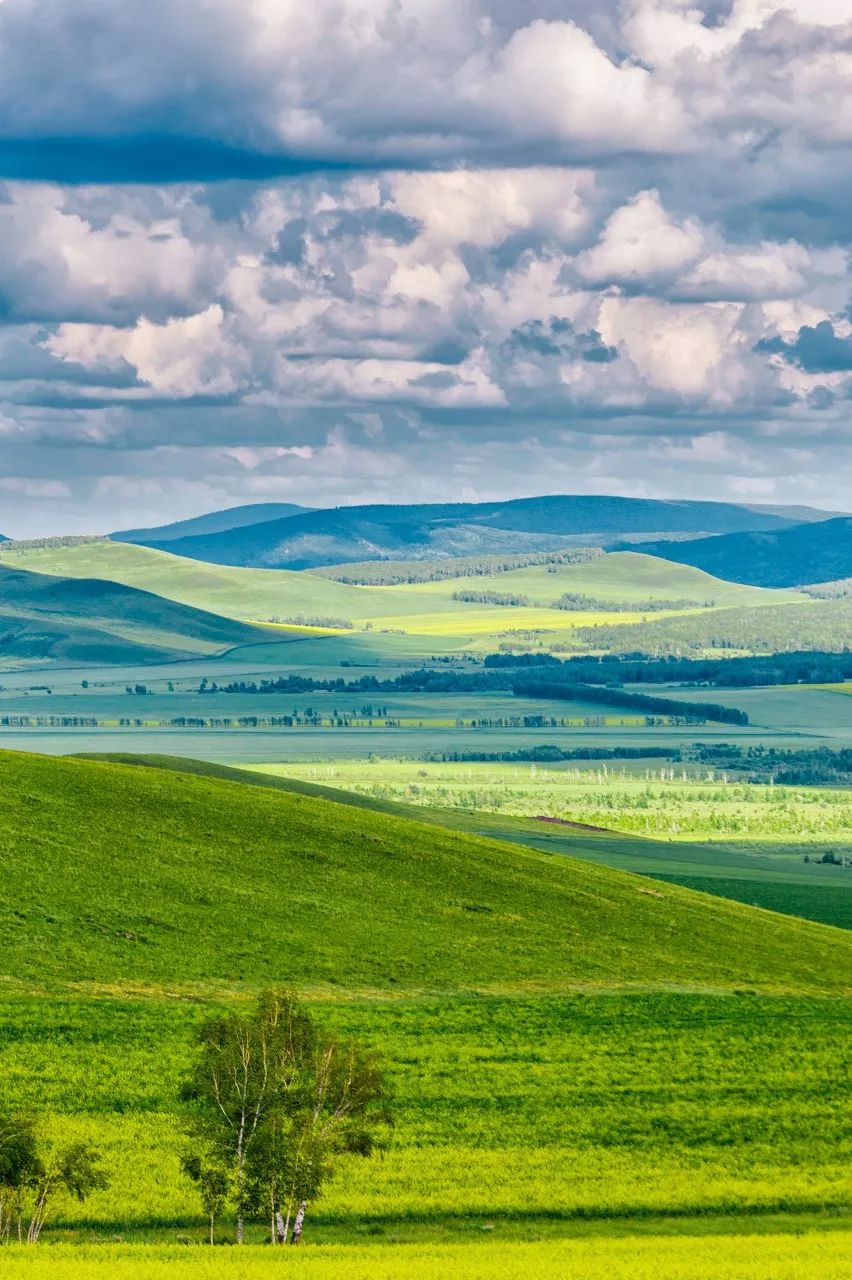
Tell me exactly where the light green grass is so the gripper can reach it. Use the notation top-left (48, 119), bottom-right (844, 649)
top-left (390, 551), bottom-right (807, 608)
top-left (660, 685), bottom-right (852, 739)
top-left (3, 1231), bottom-right (850, 1278)
top-left (2, 993), bottom-right (850, 1237)
top-left (0, 544), bottom-right (805, 649)
top-left (0, 564), bottom-right (261, 664)
top-left (1, 751), bottom-right (850, 1258)
top-left (250, 759), bottom-right (852, 846)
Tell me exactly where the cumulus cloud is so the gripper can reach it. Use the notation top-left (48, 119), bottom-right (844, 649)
top-left (0, 1), bottom-right (846, 179)
top-left (0, 2), bottom-right (848, 531)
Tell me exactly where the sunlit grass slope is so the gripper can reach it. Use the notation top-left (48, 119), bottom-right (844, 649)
top-left (0, 543), bottom-right (804, 641)
top-left (386, 551), bottom-right (808, 607)
top-left (0, 539), bottom-right (376, 622)
top-left (79, 754), bottom-right (852, 929)
top-left (0, 750), bottom-right (849, 995)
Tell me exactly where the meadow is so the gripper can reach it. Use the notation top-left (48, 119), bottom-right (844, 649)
top-left (3, 1232), bottom-right (849, 1279)
top-left (250, 759), bottom-right (852, 845)
top-left (0, 541), bottom-right (810, 658)
top-left (0, 541), bottom-right (850, 1278)
top-left (1, 993), bottom-right (850, 1239)
top-left (245, 759), bottom-right (852, 928)
top-left (0, 751), bottom-right (849, 1276)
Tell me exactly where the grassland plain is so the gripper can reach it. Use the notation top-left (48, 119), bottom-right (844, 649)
top-left (1, 1233), bottom-right (850, 1279)
top-left (1, 751), bottom-right (850, 1275)
top-left (249, 759), bottom-right (852, 846)
top-left (1, 994), bottom-right (850, 1238)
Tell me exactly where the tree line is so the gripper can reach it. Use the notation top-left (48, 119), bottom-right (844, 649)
top-left (483, 648), bottom-right (852, 688)
top-left (510, 680), bottom-right (749, 726)
top-left (313, 547), bottom-right (603, 585)
top-left (1, 992), bottom-right (390, 1247)
top-left (451, 589), bottom-right (530, 606)
top-left (552, 593), bottom-right (712, 612)
top-left (197, 664), bottom-right (747, 723)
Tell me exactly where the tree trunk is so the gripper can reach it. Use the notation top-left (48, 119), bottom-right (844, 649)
top-left (276, 1209), bottom-right (287, 1244)
top-left (236, 1214), bottom-right (244, 1245)
top-left (210, 1212), bottom-right (215, 1246)
top-left (291, 1201), bottom-right (307, 1245)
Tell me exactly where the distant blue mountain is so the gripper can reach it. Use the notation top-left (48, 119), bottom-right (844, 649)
top-left (626, 516), bottom-right (852, 588)
top-left (112, 494), bottom-right (842, 571)
top-left (113, 502), bottom-right (312, 544)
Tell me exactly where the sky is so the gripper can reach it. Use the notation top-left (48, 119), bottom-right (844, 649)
top-left (0, 0), bottom-right (851, 535)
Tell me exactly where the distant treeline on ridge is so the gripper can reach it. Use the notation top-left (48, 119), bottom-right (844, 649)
top-left (312, 547), bottom-right (603, 585)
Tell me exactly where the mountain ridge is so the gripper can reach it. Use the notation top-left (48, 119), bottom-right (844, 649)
top-left (112, 495), bottom-right (844, 571)
top-left (627, 517), bottom-right (852, 588)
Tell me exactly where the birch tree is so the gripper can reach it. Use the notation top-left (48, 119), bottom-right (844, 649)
top-left (0, 1114), bottom-right (106, 1244)
top-left (182, 991), bottom-right (391, 1245)
top-left (181, 991), bottom-right (318, 1244)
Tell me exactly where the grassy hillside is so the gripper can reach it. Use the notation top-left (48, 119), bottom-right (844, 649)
top-left (631, 516), bottom-right (852, 588)
top-left (0, 564), bottom-right (261, 663)
top-left (0, 543), bottom-right (804, 646)
top-left (0, 539), bottom-right (378, 622)
top-left (573, 597), bottom-right (852, 656)
top-left (127, 495), bottom-right (833, 570)
top-left (384, 551), bottom-right (805, 609)
top-left (1, 751), bottom-right (850, 1260)
top-left (79, 754), bottom-right (852, 930)
top-left (0, 749), bottom-right (849, 996)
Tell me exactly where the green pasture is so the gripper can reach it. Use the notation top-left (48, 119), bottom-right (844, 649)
top-left (0, 543), bottom-right (809, 661)
top-left (3, 1231), bottom-right (850, 1278)
top-left (250, 759), bottom-right (852, 846)
top-left (1, 993), bottom-right (849, 1241)
top-left (0, 750), bottom-right (849, 1269)
top-left (659, 685), bottom-right (852, 740)
top-left (245, 760), bottom-right (852, 928)
top-left (386, 551), bottom-right (806, 608)
top-left (4, 751), bottom-right (846, 996)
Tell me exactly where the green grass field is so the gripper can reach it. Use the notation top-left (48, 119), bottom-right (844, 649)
top-left (4, 1231), bottom-right (850, 1278)
top-left (1, 751), bottom-right (849, 1276)
top-left (239, 759), bottom-right (852, 928)
top-left (0, 543), bottom-right (808, 659)
top-left (2, 992), bottom-right (850, 1240)
top-left (70, 754), bottom-right (852, 925)
top-left (248, 759), bottom-right (852, 846)
top-left (4, 751), bottom-right (846, 995)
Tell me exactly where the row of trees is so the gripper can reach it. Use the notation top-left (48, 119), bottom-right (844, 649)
top-left (1, 992), bottom-right (391, 1246)
top-left (316, 547), bottom-right (603, 585)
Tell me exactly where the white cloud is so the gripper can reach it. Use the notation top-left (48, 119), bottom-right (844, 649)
top-left (576, 190), bottom-right (703, 285)
top-left (0, 3), bottom-right (847, 526)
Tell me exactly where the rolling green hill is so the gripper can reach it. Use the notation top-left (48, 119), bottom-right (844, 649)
top-left (383, 551), bottom-right (806, 609)
top-left (0, 542), bottom-right (805, 637)
top-left (630, 516), bottom-right (852, 588)
top-left (1, 749), bottom-right (848, 996)
top-left (0, 563), bottom-right (262, 663)
top-left (78, 754), bottom-right (852, 929)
